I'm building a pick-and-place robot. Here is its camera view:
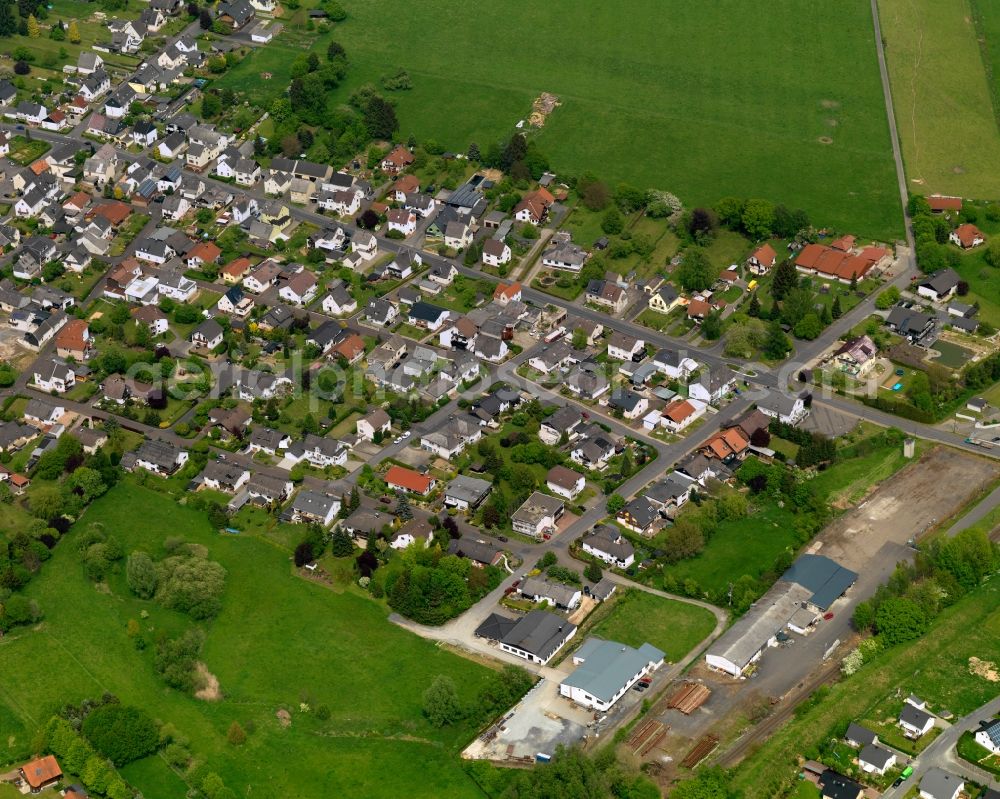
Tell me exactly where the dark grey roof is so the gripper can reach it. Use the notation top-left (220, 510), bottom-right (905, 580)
top-left (919, 268), bottom-right (961, 296)
top-left (781, 554), bottom-right (857, 611)
top-left (497, 609), bottom-right (575, 661)
top-left (899, 702), bottom-right (934, 730)
top-left (845, 722), bottom-right (877, 747)
top-left (979, 718), bottom-right (1000, 749)
top-left (919, 768), bottom-right (963, 799)
top-left (858, 744), bottom-right (893, 770)
top-left (820, 771), bottom-right (863, 799)
top-left (475, 612), bottom-right (518, 641)
top-left (409, 300), bottom-right (447, 323)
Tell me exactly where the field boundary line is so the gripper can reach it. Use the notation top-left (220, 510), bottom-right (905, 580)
top-left (967, 0), bottom-right (1000, 134)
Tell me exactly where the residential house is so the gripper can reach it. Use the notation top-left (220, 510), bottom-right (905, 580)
top-left (54, 319), bottom-right (92, 361)
top-left (385, 464), bottom-right (436, 495)
top-left (519, 576), bottom-right (581, 611)
top-left (444, 221), bottom-right (473, 250)
top-left (858, 745), bottom-right (896, 776)
top-left (701, 427), bottom-right (750, 462)
top-left (33, 358), bottom-right (75, 393)
top-left (132, 305), bottom-right (169, 336)
top-left (582, 525), bottom-right (635, 569)
top-left (974, 718), bottom-right (1000, 755)
top-left (607, 387), bottom-right (648, 420)
top-left (539, 406), bottom-right (583, 445)
top-left (511, 491), bottom-right (564, 540)
top-left (834, 335), bottom-right (878, 376)
top-left (546, 465), bottom-right (585, 500)
top-left (278, 271), bottom-right (318, 306)
top-left (585, 279), bottom-right (628, 314)
top-left (648, 284), bottom-right (682, 314)
top-left (351, 229), bottom-right (378, 260)
top-left (652, 348), bottom-right (699, 381)
top-left (660, 398), bottom-right (705, 433)
top-left (918, 769), bottom-right (963, 799)
top-left (386, 208), bottom-right (417, 236)
top-left (300, 434), bottom-right (348, 468)
top-left (475, 610), bottom-right (576, 666)
top-left (542, 237), bottom-right (589, 273)
top-left (190, 319), bottom-right (224, 350)
top-left (688, 371), bottom-right (736, 405)
top-left (444, 474), bottom-right (493, 511)
top-left (607, 331), bottom-right (645, 361)
top-left (617, 496), bottom-right (658, 536)
top-left (483, 238), bottom-right (512, 267)
top-left (916, 269), bottom-right (961, 302)
top-left (380, 144), bottom-right (414, 174)
top-left (131, 439), bottom-right (188, 475)
top-left (757, 393), bottom-right (808, 425)
top-left (408, 301), bottom-right (450, 331)
top-left (365, 297), bottom-right (399, 327)
top-left (198, 460), bottom-right (250, 493)
top-left (18, 756), bottom-right (63, 793)
top-left (899, 698), bottom-right (936, 738)
top-left (513, 187), bottom-right (554, 225)
top-left (321, 280), bottom-right (357, 315)
top-left (420, 415), bottom-right (481, 458)
top-left (235, 369), bottom-right (292, 401)
top-left (217, 285), bottom-right (254, 318)
top-left (747, 243), bottom-right (777, 274)
top-left (950, 223), bottom-right (984, 249)
top-left (288, 490), bottom-right (341, 527)
top-left (356, 408), bottom-right (391, 442)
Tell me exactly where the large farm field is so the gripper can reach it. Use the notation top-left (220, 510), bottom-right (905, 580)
top-left (0, 483), bottom-right (495, 799)
top-left (878, 0), bottom-right (1000, 198)
top-left (222, 0), bottom-right (901, 238)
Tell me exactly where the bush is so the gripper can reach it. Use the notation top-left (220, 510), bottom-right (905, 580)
top-left (422, 675), bottom-right (464, 727)
top-left (13, 60), bottom-right (30, 75)
top-left (82, 705), bottom-right (158, 766)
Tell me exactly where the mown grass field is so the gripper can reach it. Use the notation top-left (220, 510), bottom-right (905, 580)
top-left (731, 577), bottom-right (1000, 798)
top-left (0, 482), bottom-right (494, 799)
top-left (879, 0), bottom-right (1000, 198)
top-left (221, 0), bottom-right (901, 238)
top-left (588, 590), bottom-right (716, 663)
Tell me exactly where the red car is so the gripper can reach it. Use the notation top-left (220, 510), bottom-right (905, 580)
top-left (823, 612), bottom-right (834, 620)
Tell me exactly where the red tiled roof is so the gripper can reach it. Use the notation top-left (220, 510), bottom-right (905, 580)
top-left (687, 299), bottom-right (710, 318)
top-left (55, 319), bottom-right (89, 354)
top-left (382, 145), bottom-right (414, 168)
top-left (21, 755), bottom-right (61, 789)
top-left (93, 201), bottom-right (132, 225)
top-left (222, 257), bottom-right (252, 277)
top-left (385, 465), bottom-right (434, 494)
top-left (750, 243), bottom-right (776, 265)
top-left (29, 159), bottom-right (49, 175)
top-left (393, 174), bottom-right (420, 194)
top-left (928, 194), bottom-right (962, 212)
top-left (493, 282), bottom-right (521, 300)
top-left (188, 241), bottom-right (221, 262)
top-left (830, 235), bottom-right (855, 252)
top-left (663, 399), bottom-right (695, 423)
top-left (954, 223), bottom-right (984, 248)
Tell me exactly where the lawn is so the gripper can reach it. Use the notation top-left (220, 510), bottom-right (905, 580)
top-left (588, 589), bottom-right (716, 663)
top-left (878, 0), bottom-right (1000, 198)
top-left (657, 501), bottom-right (801, 596)
top-left (7, 136), bottom-right (49, 166)
top-left (731, 577), bottom-right (1000, 799)
top-left (224, 0), bottom-right (901, 238)
top-left (0, 482), bottom-right (498, 798)
top-left (807, 437), bottom-right (926, 507)
top-left (953, 247), bottom-right (1000, 326)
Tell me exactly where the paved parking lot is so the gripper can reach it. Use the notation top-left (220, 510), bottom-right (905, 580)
top-left (801, 405), bottom-right (860, 438)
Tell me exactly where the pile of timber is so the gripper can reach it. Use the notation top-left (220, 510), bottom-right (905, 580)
top-left (666, 683), bottom-right (711, 714)
top-left (681, 734), bottom-right (719, 768)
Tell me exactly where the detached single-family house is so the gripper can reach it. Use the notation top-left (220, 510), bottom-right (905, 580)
top-left (975, 718), bottom-right (1000, 755)
top-left (747, 243), bottom-right (777, 274)
top-left (916, 269), bottom-right (961, 302)
top-left (511, 491), bottom-right (564, 540)
top-left (858, 745), bottom-right (896, 776)
top-left (444, 474), bottom-right (493, 511)
top-left (483, 238), bottom-right (512, 267)
top-left (356, 408), bottom-right (391, 441)
top-left (582, 526), bottom-right (635, 569)
top-left (918, 768), bottom-right (963, 799)
top-left (757, 393), bottom-right (808, 425)
top-left (546, 464), bottom-right (585, 500)
top-left (607, 331), bottom-right (644, 361)
top-left (899, 698), bottom-right (935, 739)
top-left (950, 223), bottom-right (984, 249)
top-left (385, 464), bottom-right (436, 495)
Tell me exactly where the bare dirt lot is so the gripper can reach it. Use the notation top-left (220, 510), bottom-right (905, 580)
top-left (816, 446), bottom-right (1000, 571)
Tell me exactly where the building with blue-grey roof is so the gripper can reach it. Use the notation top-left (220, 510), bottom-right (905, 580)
top-left (559, 638), bottom-right (664, 711)
top-left (781, 554), bottom-right (858, 611)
